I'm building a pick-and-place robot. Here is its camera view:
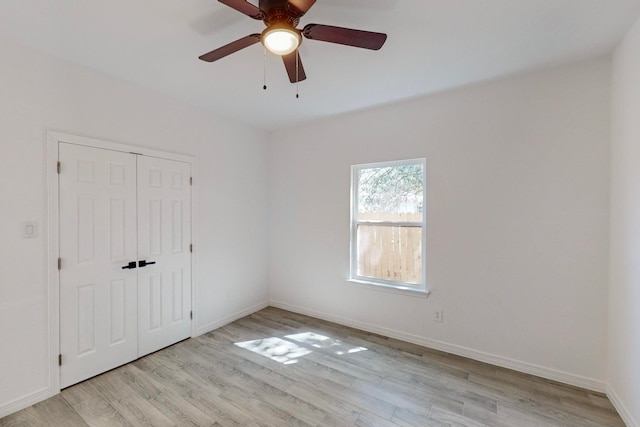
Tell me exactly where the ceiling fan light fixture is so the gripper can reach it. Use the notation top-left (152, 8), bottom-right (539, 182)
top-left (262, 25), bottom-right (301, 56)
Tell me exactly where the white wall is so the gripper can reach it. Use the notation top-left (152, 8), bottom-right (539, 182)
top-left (609, 15), bottom-right (640, 427)
top-left (0, 36), bottom-right (269, 415)
top-left (269, 58), bottom-right (611, 389)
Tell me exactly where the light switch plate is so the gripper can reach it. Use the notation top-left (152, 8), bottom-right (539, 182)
top-left (23, 222), bottom-right (38, 238)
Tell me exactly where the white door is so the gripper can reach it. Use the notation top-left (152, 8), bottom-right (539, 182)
top-left (137, 156), bottom-right (192, 357)
top-left (59, 143), bottom-right (138, 388)
top-left (59, 143), bottom-right (192, 388)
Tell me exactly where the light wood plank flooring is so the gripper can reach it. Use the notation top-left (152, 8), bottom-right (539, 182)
top-left (0, 307), bottom-right (625, 426)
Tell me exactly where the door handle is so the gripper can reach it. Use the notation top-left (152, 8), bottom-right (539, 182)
top-left (122, 261), bottom-right (137, 270)
top-left (138, 260), bottom-right (156, 268)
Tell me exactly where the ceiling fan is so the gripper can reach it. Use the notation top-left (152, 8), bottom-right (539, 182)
top-left (198, 0), bottom-right (388, 83)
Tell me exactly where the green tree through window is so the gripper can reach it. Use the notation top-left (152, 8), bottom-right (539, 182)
top-left (358, 164), bottom-right (424, 214)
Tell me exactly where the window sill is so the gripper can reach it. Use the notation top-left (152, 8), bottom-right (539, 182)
top-left (347, 278), bottom-right (430, 298)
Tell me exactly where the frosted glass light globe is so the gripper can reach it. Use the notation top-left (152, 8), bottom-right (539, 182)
top-left (263, 27), bottom-right (301, 56)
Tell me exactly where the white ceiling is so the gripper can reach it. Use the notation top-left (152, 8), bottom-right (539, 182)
top-left (1, 0), bottom-right (639, 131)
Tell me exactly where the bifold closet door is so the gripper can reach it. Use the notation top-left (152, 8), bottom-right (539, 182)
top-left (59, 143), bottom-right (138, 388)
top-left (137, 156), bottom-right (192, 357)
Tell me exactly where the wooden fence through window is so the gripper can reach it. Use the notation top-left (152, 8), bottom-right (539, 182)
top-left (356, 213), bottom-right (422, 284)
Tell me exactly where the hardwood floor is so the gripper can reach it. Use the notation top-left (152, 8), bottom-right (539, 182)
top-left (0, 307), bottom-right (626, 426)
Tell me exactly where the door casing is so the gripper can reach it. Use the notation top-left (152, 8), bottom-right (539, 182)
top-left (47, 131), bottom-right (197, 394)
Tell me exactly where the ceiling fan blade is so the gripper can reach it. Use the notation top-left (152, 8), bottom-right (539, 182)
top-left (302, 24), bottom-right (387, 50)
top-left (288, 0), bottom-right (316, 15)
top-left (282, 51), bottom-right (307, 83)
top-left (218, 0), bottom-right (264, 19)
top-left (199, 34), bottom-right (261, 62)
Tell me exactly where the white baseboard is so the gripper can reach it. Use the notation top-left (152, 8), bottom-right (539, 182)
top-left (194, 300), bottom-right (270, 337)
top-left (269, 300), bottom-right (607, 393)
top-left (0, 387), bottom-right (52, 419)
top-left (607, 384), bottom-right (639, 427)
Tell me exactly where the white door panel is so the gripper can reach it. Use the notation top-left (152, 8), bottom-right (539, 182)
top-left (59, 143), bottom-right (138, 388)
top-left (137, 156), bottom-right (192, 356)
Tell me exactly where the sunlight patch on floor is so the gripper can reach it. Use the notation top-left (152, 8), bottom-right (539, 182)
top-left (235, 337), bottom-right (311, 364)
top-left (235, 332), bottom-right (368, 364)
top-left (286, 332), bottom-right (368, 355)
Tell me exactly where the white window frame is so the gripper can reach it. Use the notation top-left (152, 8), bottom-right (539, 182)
top-left (349, 158), bottom-right (427, 293)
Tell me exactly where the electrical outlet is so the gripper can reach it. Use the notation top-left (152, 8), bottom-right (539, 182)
top-left (433, 308), bottom-right (444, 323)
top-left (225, 290), bottom-right (231, 300)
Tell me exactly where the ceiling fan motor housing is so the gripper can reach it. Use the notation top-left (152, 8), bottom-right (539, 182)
top-left (260, 0), bottom-right (301, 27)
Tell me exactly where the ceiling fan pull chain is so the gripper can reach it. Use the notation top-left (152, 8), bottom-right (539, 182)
top-left (263, 46), bottom-right (268, 90)
top-left (296, 49), bottom-right (300, 99)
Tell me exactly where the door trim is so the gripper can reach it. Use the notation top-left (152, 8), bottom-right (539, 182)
top-left (47, 131), bottom-right (197, 394)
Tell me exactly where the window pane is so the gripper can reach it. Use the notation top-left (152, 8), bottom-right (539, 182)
top-left (356, 224), bottom-right (422, 285)
top-left (358, 164), bottom-right (423, 222)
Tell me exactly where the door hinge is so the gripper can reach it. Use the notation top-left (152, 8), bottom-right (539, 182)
top-left (190, 311), bottom-right (193, 320)
top-left (58, 258), bottom-right (62, 270)
top-left (190, 177), bottom-right (193, 186)
top-left (58, 354), bottom-right (62, 366)
top-left (57, 161), bottom-right (61, 174)
top-left (190, 244), bottom-right (193, 253)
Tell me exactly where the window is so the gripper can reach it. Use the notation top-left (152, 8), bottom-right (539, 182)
top-left (350, 158), bottom-right (426, 292)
